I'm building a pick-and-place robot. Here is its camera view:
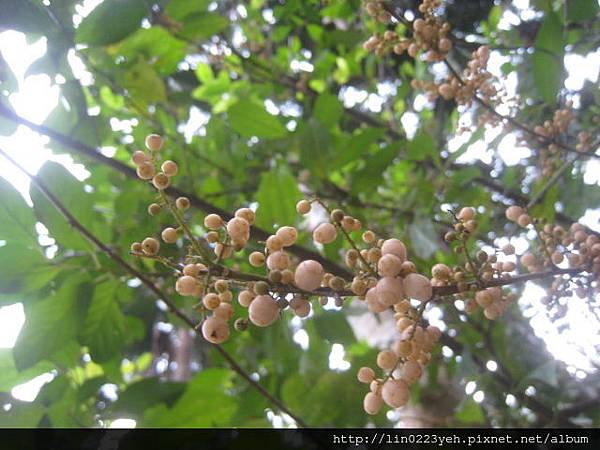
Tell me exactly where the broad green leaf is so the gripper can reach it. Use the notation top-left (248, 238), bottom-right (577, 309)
top-left (0, 402), bottom-right (45, 427)
top-left (13, 277), bottom-right (88, 370)
top-left (567, 0), bottom-right (599, 22)
top-left (112, 378), bottom-right (186, 416)
top-left (533, 12), bottom-right (564, 103)
top-left (76, 0), bottom-right (146, 46)
top-left (80, 281), bottom-right (126, 363)
top-left (0, 176), bottom-right (38, 246)
top-left (408, 216), bottom-right (440, 259)
top-left (115, 27), bottom-right (186, 75)
top-left (333, 127), bottom-right (384, 167)
top-left (297, 119), bottom-right (331, 179)
top-left (142, 369), bottom-right (237, 427)
top-left (165, 0), bottom-right (209, 20)
top-left (255, 167), bottom-right (302, 230)
top-left (0, 349), bottom-right (54, 392)
top-left (311, 311), bottom-right (355, 346)
top-left (314, 92), bottom-right (343, 128)
top-left (455, 398), bottom-right (485, 425)
top-left (228, 100), bottom-right (287, 139)
top-left (30, 162), bottom-right (108, 251)
top-left (177, 14), bottom-right (228, 41)
top-left (350, 144), bottom-right (398, 194)
top-left (120, 60), bottom-right (166, 105)
top-left (0, 244), bottom-right (57, 295)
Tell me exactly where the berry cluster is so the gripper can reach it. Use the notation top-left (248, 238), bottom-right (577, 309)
top-left (128, 133), bottom-right (598, 417)
top-left (412, 46), bottom-right (500, 109)
top-left (363, 0), bottom-right (452, 61)
top-left (358, 323), bottom-right (441, 414)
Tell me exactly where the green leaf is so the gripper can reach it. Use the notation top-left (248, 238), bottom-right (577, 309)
top-left (0, 402), bottom-right (45, 427)
top-left (112, 377), bottom-right (186, 416)
top-left (228, 100), bottom-right (287, 139)
top-left (30, 162), bottom-right (109, 252)
top-left (408, 216), bottom-right (440, 259)
top-left (142, 368), bottom-right (237, 427)
top-left (177, 14), bottom-right (228, 41)
top-left (311, 311), bottom-right (355, 346)
top-left (566, 0), bottom-right (599, 22)
top-left (297, 119), bottom-right (331, 179)
top-left (0, 349), bottom-right (54, 392)
top-left (80, 281), bottom-right (126, 363)
top-left (120, 60), bottom-right (166, 104)
top-left (455, 397), bottom-right (485, 425)
top-left (332, 127), bottom-right (384, 166)
top-left (314, 92), bottom-right (343, 128)
top-left (350, 144), bottom-right (398, 194)
top-left (407, 130), bottom-right (438, 163)
top-left (13, 277), bottom-right (88, 370)
top-left (76, 0), bottom-right (146, 46)
top-left (533, 12), bottom-right (564, 103)
top-left (116, 27), bottom-right (186, 75)
top-left (255, 167), bottom-right (302, 230)
top-left (0, 176), bottom-right (38, 247)
top-left (165, 0), bottom-right (209, 20)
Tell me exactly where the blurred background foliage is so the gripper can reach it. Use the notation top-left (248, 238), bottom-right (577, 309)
top-left (0, 0), bottom-right (599, 428)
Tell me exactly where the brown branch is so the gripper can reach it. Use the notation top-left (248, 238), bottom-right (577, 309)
top-left (0, 147), bottom-right (309, 428)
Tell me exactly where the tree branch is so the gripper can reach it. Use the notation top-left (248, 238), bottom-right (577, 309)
top-left (0, 104), bottom-right (352, 280)
top-left (0, 147), bottom-right (309, 428)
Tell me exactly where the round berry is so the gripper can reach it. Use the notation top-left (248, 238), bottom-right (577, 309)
top-left (382, 379), bottom-right (409, 408)
top-left (376, 276), bottom-right (405, 306)
top-left (148, 203), bottom-right (161, 216)
top-left (458, 207), bottom-right (476, 221)
top-left (152, 173), bottom-right (170, 190)
top-left (400, 360), bottom-right (422, 384)
top-left (132, 150), bottom-right (148, 166)
top-left (201, 316), bottom-right (229, 344)
top-left (238, 290), bottom-right (255, 307)
top-left (376, 350), bottom-right (398, 370)
top-left (267, 251), bottom-right (290, 271)
top-left (203, 293), bottom-right (220, 310)
top-left (276, 226), bottom-right (298, 247)
top-left (161, 227), bottom-right (178, 244)
top-left (403, 273), bottom-right (432, 301)
top-left (248, 295), bottom-right (280, 327)
top-left (226, 217), bottom-right (250, 242)
top-left (214, 302), bottom-right (234, 321)
top-left (505, 206), bottom-right (523, 221)
top-left (313, 223), bottom-right (337, 245)
top-left (294, 260), bottom-right (324, 292)
top-left (293, 298), bottom-right (311, 318)
top-left (141, 237), bottom-right (159, 255)
top-left (381, 239), bottom-right (407, 262)
top-left (234, 207), bottom-right (255, 225)
top-left (136, 162), bottom-right (156, 180)
top-left (145, 134), bottom-right (164, 151)
top-left (204, 214), bottom-right (223, 230)
top-left (363, 392), bottom-right (383, 415)
top-left (296, 200), bottom-right (311, 215)
top-left (130, 242), bottom-right (142, 253)
top-left (357, 367), bottom-right (375, 384)
top-left (161, 160), bottom-right (178, 177)
top-left (183, 263), bottom-right (200, 276)
top-left (175, 275), bottom-right (198, 296)
top-left (377, 254), bottom-right (402, 277)
top-left (249, 251), bottom-right (266, 267)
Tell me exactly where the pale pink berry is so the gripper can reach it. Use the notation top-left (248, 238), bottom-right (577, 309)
top-left (226, 217), bottom-right (250, 242)
top-left (376, 350), bottom-right (398, 370)
top-left (161, 227), bottom-right (177, 244)
top-left (145, 134), bottom-right (163, 151)
top-left (161, 160), bottom-right (178, 177)
top-left (294, 260), bottom-right (324, 291)
top-left (313, 223), bottom-right (337, 244)
top-left (276, 226), bottom-right (298, 247)
top-left (363, 392), bottom-right (383, 415)
top-left (248, 295), bottom-right (280, 327)
top-left (235, 207), bottom-right (255, 225)
top-left (403, 273), bottom-right (432, 301)
top-left (376, 276), bottom-right (405, 306)
top-left (357, 366), bottom-right (375, 384)
top-left (266, 251), bottom-right (290, 271)
top-left (378, 254), bottom-right (402, 277)
top-left (204, 214), bottom-right (223, 230)
top-left (201, 316), bottom-right (229, 344)
top-left (381, 239), bottom-right (407, 262)
top-left (505, 206), bottom-right (523, 221)
top-left (176, 275), bottom-right (198, 296)
top-left (382, 379), bottom-right (410, 408)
